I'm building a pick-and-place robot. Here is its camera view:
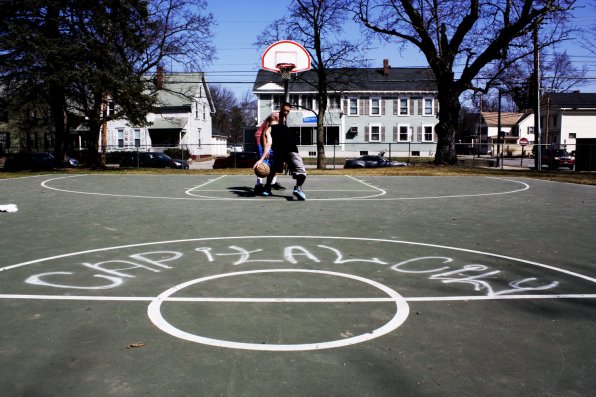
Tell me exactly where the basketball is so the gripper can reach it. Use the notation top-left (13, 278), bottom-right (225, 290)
top-left (254, 162), bottom-right (270, 177)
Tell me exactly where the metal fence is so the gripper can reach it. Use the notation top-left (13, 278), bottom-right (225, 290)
top-left (2, 141), bottom-right (595, 172)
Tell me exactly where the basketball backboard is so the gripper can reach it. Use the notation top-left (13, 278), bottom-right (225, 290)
top-left (261, 40), bottom-right (311, 74)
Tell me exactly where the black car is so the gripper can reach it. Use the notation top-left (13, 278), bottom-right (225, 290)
top-left (344, 155), bottom-right (410, 169)
top-left (541, 148), bottom-right (575, 170)
top-left (3, 152), bottom-right (78, 171)
top-left (213, 152), bottom-right (259, 169)
top-left (119, 152), bottom-right (180, 168)
top-left (172, 159), bottom-right (189, 169)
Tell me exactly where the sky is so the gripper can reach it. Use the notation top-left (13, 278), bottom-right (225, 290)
top-left (202, 0), bottom-right (596, 100)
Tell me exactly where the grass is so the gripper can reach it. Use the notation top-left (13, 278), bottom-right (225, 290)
top-left (2, 164), bottom-right (595, 186)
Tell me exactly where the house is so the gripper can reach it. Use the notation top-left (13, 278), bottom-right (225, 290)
top-left (103, 68), bottom-right (224, 158)
top-left (477, 111), bottom-right (535, 155)
top-left (540, 92), bottom-right (596, 151)
top-left (251, 60), bottom-right (439, 158)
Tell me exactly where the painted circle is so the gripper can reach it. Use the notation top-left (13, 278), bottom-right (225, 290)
top-left (147, 269), bottom-right (410, 351)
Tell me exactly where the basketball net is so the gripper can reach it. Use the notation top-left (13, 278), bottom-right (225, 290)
top-left (277, 63), bottom-right (295, 79)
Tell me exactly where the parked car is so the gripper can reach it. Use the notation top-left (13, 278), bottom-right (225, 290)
top-left (344, 154), bottom-right (410, 169)
top-left (213, 152), bottom-right (259, 169)
top-left (3, 152), bottom-right (78, 171)
top-left (541, 148), bottom-right (575, 170)
top-left (172, 159), bottom-right (189, 169)
top-left (119, 152), bottom-right (181, 169)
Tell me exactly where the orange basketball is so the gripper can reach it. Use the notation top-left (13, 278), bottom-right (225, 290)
top-left (254, 162), bottom-right (270, 177)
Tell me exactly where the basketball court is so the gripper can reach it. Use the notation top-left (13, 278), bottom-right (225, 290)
top-left (1, 173), bottom-right (595, 396)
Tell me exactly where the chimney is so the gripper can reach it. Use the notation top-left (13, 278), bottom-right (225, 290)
top-left (156, 65), bottom-right (164, 89)
top-left (383, 59), bottom-right (390, 76)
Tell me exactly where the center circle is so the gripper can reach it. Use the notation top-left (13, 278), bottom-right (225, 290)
top-left (147, 269), bottom-right (410, 351)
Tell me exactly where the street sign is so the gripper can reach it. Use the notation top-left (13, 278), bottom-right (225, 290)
top-left (303, 116), bottom-right (317, 123)
top-left (519, 138), bottom-right (529, 146)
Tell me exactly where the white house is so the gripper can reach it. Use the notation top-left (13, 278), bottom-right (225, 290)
top-left (251, 60), bottom-right (439, 158)
top-left (104, 68), bottom-right (225, 158)
top-left (540, 92), bottom-right (596, 151)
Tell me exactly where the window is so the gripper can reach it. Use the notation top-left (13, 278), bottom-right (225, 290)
top-left (290, 94), bottom-right (300, 108)
top-left (347, 126), bottom-right (358, 139)
top-left (348, 98), bottom-right (358, 115)
top-left (399, 98), bottom-right (408, 115)
top-left (326, 126), bottom-right (340, 145)
top-left (569, 133), bottom-right (576, 139)
top-left (302, 95), bottom-right (314, 110)
top-left (107, 101), bottom-right (115, 116)
top-left (133, 129), bottom-right (141, 147)
top-left (370, 97), bottom-right (380, 115)
top-left (369, 125), bottom-right (381, 142)
top-left (117, 129), bottom-right (124, 147)
top-left (195, 102), bottom-right (199, 119)
top-left (424, 98), bottom-right (434, 115)
top-left (197, 128), bottom-right (202, 146)
top-left (272, 95), bottom-right (283, 111)
top-left (528, 126), bottom-right (534, 135)
top-left (399, 125), bottom-right (409, 141)
top-left (329, 95), bottom-right (340, 110)
top-left (423, 126), bottom-right (434, 141)
top-left (202, 104), bottom-right (206, 120)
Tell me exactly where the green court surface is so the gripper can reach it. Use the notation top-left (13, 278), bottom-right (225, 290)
top-left (1, 174), bottom-right (595, 396)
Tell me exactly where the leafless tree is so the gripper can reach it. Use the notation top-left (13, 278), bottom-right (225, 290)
top-left (356, 0), bottom-right (576, 165)
top-left (256, 0), bottom-right (366, 169)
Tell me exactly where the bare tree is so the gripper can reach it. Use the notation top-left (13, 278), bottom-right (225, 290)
top-left (257, 0), bottom-right (365, 169)
top-left (210, 84), bottom-right (239, 139)
top-left (481, 50), bottom-right (588, 111)
top-left (356, 0), bottom-right (576, 165)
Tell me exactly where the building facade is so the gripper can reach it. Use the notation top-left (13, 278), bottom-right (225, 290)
top-left (251, 61), bottom-right (439, 158)
top-left (540, 92), bottom-right (596, 152)
top-left (102, 69), bottom-right (224, 157)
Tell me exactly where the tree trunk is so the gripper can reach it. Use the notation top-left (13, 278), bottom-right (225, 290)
top-left (434, 90), bottom-right (460, 165)
top-left (86, 93), bottom-right (104, 167)
top-left (316, 116), bottom-right (326, 169)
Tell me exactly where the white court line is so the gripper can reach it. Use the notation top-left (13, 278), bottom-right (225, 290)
top-left (1, 294), bottom-right (595, 302)
top-left (185, 175), bottom-right (227, 196)
top-left (3, 235), bottom-right (596, 284)
top-left (39, 175), bottom-right (530, 202)
top-left (0, 174), bottom-right (51, 181)
top-left (41, 175), bottom-right (206, 201)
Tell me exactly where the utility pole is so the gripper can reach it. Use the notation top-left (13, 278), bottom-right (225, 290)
top-left (101, 95), bottom-right (108, 167)
top-left (533, 26), bottom-right (542, 171)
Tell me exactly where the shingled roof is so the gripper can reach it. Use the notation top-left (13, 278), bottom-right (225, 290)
top-left (544, 92), bottom-right (596, 109)
top-left (253, 67), bottom-right (437, 94)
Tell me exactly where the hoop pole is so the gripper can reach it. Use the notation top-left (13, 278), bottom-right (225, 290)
top-left (284, 79), bottom-right (290, 103)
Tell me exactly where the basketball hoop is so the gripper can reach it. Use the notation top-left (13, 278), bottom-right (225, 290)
top-left (277, 63), bottom-right (296, 79)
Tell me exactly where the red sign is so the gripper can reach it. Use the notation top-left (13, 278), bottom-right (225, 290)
top-left (519, 138), bottom-right (529, 146)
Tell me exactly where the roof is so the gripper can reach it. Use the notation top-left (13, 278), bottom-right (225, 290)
top-left (144, 72), bottom-right (215, 113)
top-left (148, 117), bottom-right (188, 130)
top-left (481, 112), bottom-right (525, 127)
top-left (253, 67), bottom-right (437, 94)
top-left (544, 92), bottom-right (596, 109)
top-left (153, 73), bottom-right (203, 107)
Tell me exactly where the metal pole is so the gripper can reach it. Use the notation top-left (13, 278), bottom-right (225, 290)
top-left (497, 88), bottom-right (502, 168)
top-left (533, 26), bottom-right (542, 171)
top-left (284, 79), bottom-right (290, 103)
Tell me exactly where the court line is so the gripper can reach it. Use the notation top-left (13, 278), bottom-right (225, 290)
top-left (185, 175), bottom-right (227, 196)
top-left (2, 293), bottom-right (595, 302)
top-left (3, 235), bottom-right (596, 285)
top-left (38, 175), bottom-right (530, 202)
top-left (0, 174), bottom-right (51, 181)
